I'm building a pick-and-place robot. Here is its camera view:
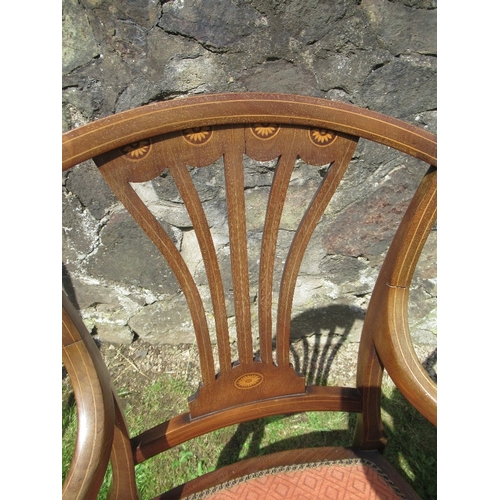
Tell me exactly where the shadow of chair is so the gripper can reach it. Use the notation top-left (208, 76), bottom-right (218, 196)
top-left (289, 304), bottom-right (366, 385)
top-left (62, 93), bottom-right (437, 499)
top-left (215, 305), bottom-right (436, 497)
top-left (216, 304), bottom-right (364, 469)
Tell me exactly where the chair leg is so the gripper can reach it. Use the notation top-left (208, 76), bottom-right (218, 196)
top-left (107, 393), bottom-right (140, 500)
top-left (353, 343), bottom-right (386, 451)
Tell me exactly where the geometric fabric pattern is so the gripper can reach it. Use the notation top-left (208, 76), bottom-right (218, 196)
top-left (186, 459), bottom-right (406, 499)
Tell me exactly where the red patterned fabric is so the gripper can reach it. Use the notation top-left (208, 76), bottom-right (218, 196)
top-left (187, 459), bottom-right (405, 499)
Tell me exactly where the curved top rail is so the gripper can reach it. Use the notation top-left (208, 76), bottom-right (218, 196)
top-left (62, 93), bottom-right (437, 171)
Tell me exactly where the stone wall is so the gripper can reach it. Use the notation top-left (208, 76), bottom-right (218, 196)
top-left (62, 0), bottom-right (437, 347)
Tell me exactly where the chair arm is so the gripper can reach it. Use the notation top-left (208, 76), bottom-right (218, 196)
top-left (62, 292), bottom-right (115, 500)
top-left (374, 286), bottom-right (437, 425)
top-left (370, 166), bottom-right (437, 425)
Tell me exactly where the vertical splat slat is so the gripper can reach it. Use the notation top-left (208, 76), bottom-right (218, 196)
top-left (167, 159), bottom-right (232, 376)
top-left (258, 149), bottom-right (298, 364)
top-left (276, 135), bottom-right (359, 366)
top-left (224, 129), bottom-right (253, 365)
top-left (96, 164), bottom-right (216, 386)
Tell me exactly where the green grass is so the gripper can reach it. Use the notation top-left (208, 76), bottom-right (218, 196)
top-left (62, 391), bottom-right (78, 485)
top-left (381, 387), bottom-right (437, 500)
top-left (62, 375), bottom-right (436, 500)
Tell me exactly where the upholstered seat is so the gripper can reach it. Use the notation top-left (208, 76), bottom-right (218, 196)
top-left (62, 93), bottom-right (436, 500)
top-left (156, 448), bottom-right (420, 499)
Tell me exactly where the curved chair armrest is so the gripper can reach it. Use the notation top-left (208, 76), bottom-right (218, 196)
top-left (369, 166), bottom-right (437, 425)
top-left (62, 292), bottom-right (115, 500)
top-left (374, 287), bottom-right (437, 425)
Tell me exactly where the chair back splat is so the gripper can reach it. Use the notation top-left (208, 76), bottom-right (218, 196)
top-left (62, 93), bottom-right (437, 500)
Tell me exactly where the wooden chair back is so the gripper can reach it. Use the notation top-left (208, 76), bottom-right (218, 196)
top-left (62, 93), bottom-right (437, 499)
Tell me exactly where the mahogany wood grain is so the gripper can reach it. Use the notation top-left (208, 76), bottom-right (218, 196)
top-left (96, 158), bottom-right (217, 387)
top-left (167, 158), bottom-right (232, 376)
top-left (131, 386), bottom-right (362, 464)
top-left (256, 130), bottom-right (298, 364)
top-left (276, 133), bottom-right (358, 367)
top-left (62, 292), bottom-right (115, 500)
top-left (62, 93), bottom-right (437, 499)
top-left (370, 166), bottom-right (437, 424)
top-left (224, 129), bottom-right (253, 365)
top-left (63, 93), bottom-right (436, 171)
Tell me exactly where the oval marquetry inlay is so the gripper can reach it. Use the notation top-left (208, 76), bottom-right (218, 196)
top-left (182, 126), bottom-right (213, 145)
top-left (250, 123), bottom-right (280, 140)
top-left (234, 373), bottom-right (264, 390)
top-left (309, 128), bottom-right (338, 147)
top-left (121, 139), bottom-right (152, 160)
